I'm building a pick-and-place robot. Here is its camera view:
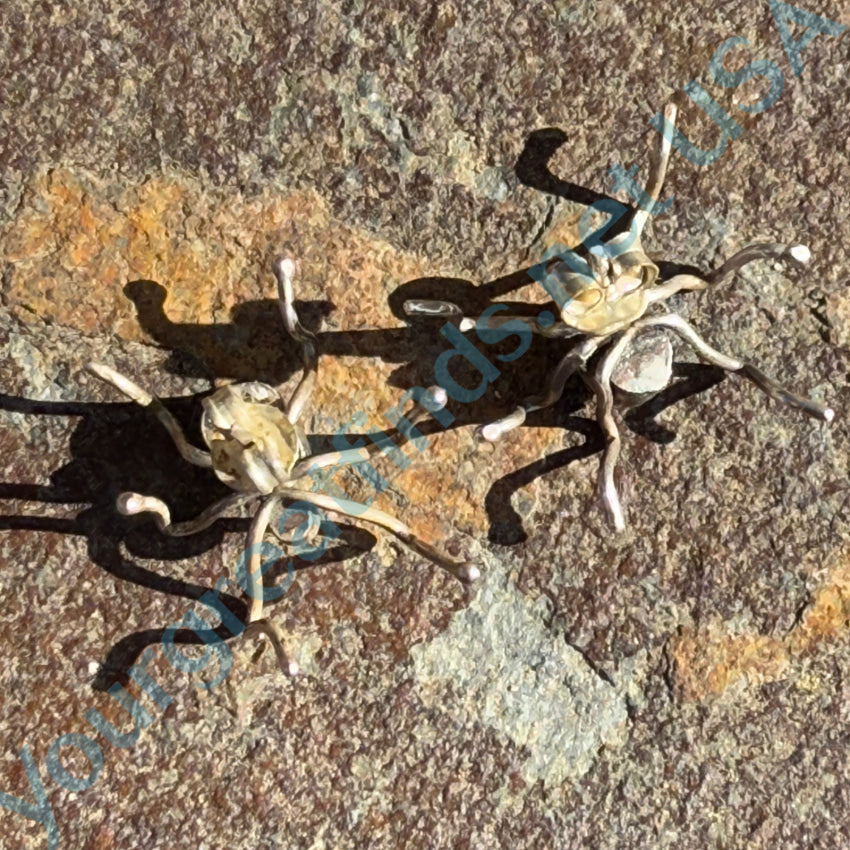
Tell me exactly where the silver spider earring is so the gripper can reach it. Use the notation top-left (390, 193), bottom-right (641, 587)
top-left (88, 256), bottom-right (479, 675)
top-left (405, 103), bottom-right (833, 532)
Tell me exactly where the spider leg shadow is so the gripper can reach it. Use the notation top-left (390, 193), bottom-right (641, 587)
top-left (515, 127), bottom-right (619, 209)
top-left (0, 392), bottom-right (382, 690)
top-left (123, 279), bottom-right (334, 384)
top-left (485, 386), bottom-right (604, 545)
top-left (124, 277), bottom-right (481, 405)
top-left (623, 362), bottom-right (726, 443)
top-left (387, 269), bottom-right (548, 322)
top-left (92, 521), bottom-right (378, 692)
top-left (483, 362), bottom-right (726, 544)
top-left (391, 126), bottom-right (617, 322)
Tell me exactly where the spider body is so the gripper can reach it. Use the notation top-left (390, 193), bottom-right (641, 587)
top-left (88, 257), bottom-right (478, 676)
top-left (201, 382), bottom-right (307, 493)
top-left (405, 103), bottom-right (833, 532)
top-left (548, 247), bottom-right (659, 335)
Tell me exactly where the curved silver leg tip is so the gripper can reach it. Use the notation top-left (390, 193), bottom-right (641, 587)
top-left (273, 256), bottom-right (296, 281)
top-left (245, 619), bottom-right (298, 677)
top-left (476, 423), bottom-right (501, 443)
top-left (403, 299), bottom-right (462, 318)
top-left (459, 564), bottom-right (481, 584)
top-left (116, 492), bottom-right (147, 515)
top-left (604, 498), bottom-right (626, 533)
top-left (426, 385), bottom-right (448, 409)
top-left (85, 361), bottom-right (109, 379)
top-left (788, 244), bottom-right (811, 265)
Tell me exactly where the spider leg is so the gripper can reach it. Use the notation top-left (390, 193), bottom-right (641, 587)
top-left (631, 102), bottom-right (676, 238)
top-left (267, 502), bottom-right (322, 545)
top-left (477, 335), bottom-right (601, 441)
top-left (706, 242), bottom-right (810, 285)
top-left (647, 241), bottom-right (811, 315)
top-left (115, 491), bottom-right (259, 535)
top-left (646, 273), bottom-right (709, 304)
top-left (242, 493), bottom-right (299, 676)
top-left (288, 386), bottom-right (449, 480)
top-left (457, 314), bottom-right (583, 340)
top-left (119, 488), bottom-right (297, 675)
top-left (403, 299), bottom-right (465, 320)
top-left (587, 330), bottom-right (640, 532)
top-left (291, 446), bottom-right (377, 476)
top-left (86, 363), bottom-right (213, 468)
top-left (642, 313), bottom-right (834, 422)
top-left (243, 620), bottom-right (299, 676)
top-left (243, 495), bottom-right (280, 624)
top-left (404, 300), bottom-right (581, 339)
top-left (276, 486), bottom-right (480, 584)
top-left (272, 256), bottom-right (319, 424)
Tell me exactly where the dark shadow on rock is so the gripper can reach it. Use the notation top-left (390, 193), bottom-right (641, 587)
top-left (514, 127), bottom-right (711, 281)
top-left (111, 259), bottom-right (735, 554)
top-left (386, 269), bottom-right (551, 321)
top-left (485, 407), bottom-right (603, 546)
top-left (382, 127), bottom-right (745, 544)
top-left (0, 392), bottom-right (379, 691)
top-left (624, 363), bottom-right (727, 443)
top-left (3, 125), bottom-right (747, 686)
top-left (91, 521), bottom-right (378, 692)
top-left (515, 127), bottom-right (617, 208)
top-left (482, 362), bottom-right (730, 544)
top-left (120, 272), bottom-right (594, 436)
top-left (124, 279), bottom-right (335, 384)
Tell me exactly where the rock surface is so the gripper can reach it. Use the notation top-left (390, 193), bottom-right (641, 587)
top-left (1, 1), bottom-right (849, 848)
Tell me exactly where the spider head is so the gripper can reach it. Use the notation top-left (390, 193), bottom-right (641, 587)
top-left (553, 248), bottom-right (659, 336)
top-left (200, 382), bottom-right (308, 494)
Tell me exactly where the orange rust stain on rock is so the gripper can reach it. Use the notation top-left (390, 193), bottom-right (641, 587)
top-left (787, 562), bottom-right (850, 653)
top-left (672, 631), bottom-right (788, 702)
top-left (673, 549), bottom-right (850, 702)
top-left (1, 168), bottom-right (571, 536)
top-left (2, 168), bottom-right (432, 341)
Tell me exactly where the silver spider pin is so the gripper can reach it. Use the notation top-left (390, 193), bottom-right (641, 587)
top-left (88, 256), bottom-right (479, 675)
top-left (405, 103), bottom-right (833, 532)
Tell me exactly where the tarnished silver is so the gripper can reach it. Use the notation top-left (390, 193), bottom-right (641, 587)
top-left (405, 103), bottom-right (833, 532)
top-left (88, 256), bottom-right (479, 675)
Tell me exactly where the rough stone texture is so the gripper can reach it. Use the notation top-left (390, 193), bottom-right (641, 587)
top-left (1, 1), bottom-right (850, 848)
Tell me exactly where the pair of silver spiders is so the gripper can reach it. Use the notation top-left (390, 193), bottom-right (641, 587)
top-left (88, 104), bottom-right (833, 674)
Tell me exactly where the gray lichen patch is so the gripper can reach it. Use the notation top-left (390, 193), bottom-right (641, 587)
top-left (411, 548), bottom-right (628, 786)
